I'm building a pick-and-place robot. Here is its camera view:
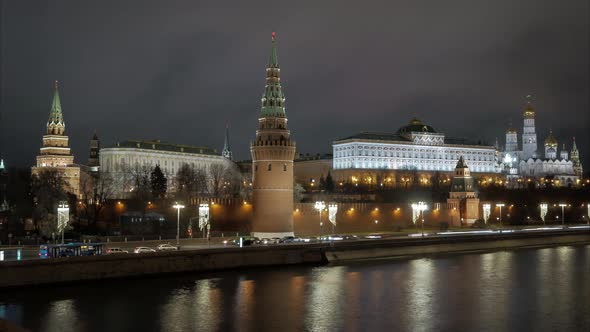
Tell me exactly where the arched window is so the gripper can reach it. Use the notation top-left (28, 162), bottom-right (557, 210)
top-left (283, 164), bottom-right (287, 171)
top-left (268, 164), bottom-right (272, 171)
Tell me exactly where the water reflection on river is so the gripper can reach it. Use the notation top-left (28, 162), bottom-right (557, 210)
top-left (1, 245), bottom-right (588, 332)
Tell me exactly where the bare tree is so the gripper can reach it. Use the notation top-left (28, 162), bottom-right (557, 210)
top-left (80, 171), bottom-right (115, 232)
top-left (222, 164), bottom-right (242, 198)
top-left (208, 163), bottom-right (227, 198)
top-left (31, 168), bottom-right (68, 236)
top-left (124, 164), bottom-right (153, 212)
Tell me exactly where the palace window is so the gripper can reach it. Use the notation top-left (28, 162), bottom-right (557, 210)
top-left (268, 164), bottom-right (272, 171)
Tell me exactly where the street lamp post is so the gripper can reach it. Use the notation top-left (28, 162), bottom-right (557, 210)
top-left (315, 201), bottom-right (326, 240)
top-left (540, 203), bottom-right (548, 225)
top-left (57, 202), bottom-right (69, 244)
top-left (411, 202), bottom-right (428, 237)
top-left (496, 203), bottom-right (505, 228)
top-left (482, 203), bottom-right (491, 225)
top-left (199, 203), bottom-right (210, 239)
top-left (558, 203), bottom-right (567, 226)
top-left (328, 204), bottom-right (338, 235)
top-left (173, 203), bottom-right (185, 246)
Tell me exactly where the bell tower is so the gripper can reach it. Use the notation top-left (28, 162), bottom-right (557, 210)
top-left (522, 95), bottom-right (538, 159)
top-left (250, 32), bottom-right (297, 238)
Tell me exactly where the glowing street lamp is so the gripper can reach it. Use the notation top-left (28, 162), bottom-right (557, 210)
top-left (496, 203), bottom-right (505, 228)
top-left (411, 202), bottom-right (428, 236)
top-left (482, 204), bottom-right (491, 225)
top-left (173, 203), bottom-right (185, 246)
top-left (57, 202), bottom-right (69, 244)
top-left (315, 201), bottom-right (326, 239)
top-left (558, 203), bottom-right (567, 226)
top-left (540, 203), bottom-right (548, 225)
top-left (328, 204), bottom-right (338, 235)
top-left (199, 203), bottom-right (210, 239)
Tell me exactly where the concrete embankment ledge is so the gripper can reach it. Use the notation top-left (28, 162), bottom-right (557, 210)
top-left (1, 229), bottom-right (589, 288)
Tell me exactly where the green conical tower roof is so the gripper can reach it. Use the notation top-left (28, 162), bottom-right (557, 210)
top-left (222, 123), bottom-right (232, 160)
top-left (260, 32), bottom-right (286, 118)
top-left (48, 80), bottom-right (64, 126)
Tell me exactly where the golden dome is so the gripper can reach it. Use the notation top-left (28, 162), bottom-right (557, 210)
top-left (506, 127), bottom-right (517, 134)
top-left (523, 103), bottom-right (535, 119)
top-left (545, 130), bottom-right (558, 147)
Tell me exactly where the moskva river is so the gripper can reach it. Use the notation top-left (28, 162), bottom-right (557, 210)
top-left (1, 245), bottom-right (589, 332)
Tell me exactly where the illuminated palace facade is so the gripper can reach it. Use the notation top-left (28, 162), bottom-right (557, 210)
top-left (331, 118), bottom-right (499, 186)
top-left (100, 140), bottom-right (233, 197)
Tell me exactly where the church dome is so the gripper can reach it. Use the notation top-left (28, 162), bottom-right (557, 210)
top-left (396, 118), bottom-right (437, 135)
top-left (544, 130), bottom-right (558, 147)
top-left (523, 102), bottom-right (535, 119)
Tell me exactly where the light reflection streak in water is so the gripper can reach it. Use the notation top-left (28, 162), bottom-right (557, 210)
top-left (44, 299), bottom-right (79, 332)
top-left (406, 258), bottom-right (434, 332)
top-left (304, 266), bottom-right (346, 331)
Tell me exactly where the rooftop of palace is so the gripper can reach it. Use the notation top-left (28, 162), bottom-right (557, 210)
top-left (335, 131), bottom-right (491, 148)
top-left (104, 140), bottom-right (218, 156)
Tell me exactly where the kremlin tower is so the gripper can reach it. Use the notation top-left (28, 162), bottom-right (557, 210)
top-left (31, 81), bottom-right (81, 197)
top-left (250, 33), bottom-right (297, 238)
top-left (521, 96), bottom-right (538, 160)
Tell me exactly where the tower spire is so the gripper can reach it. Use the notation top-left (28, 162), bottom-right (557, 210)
top-left (260, 32), bottom-right (286, 118)
top-left (47, 80), bottom-right (65, 135)
top-left (222, 122), bottom-right (232, 160)
top-left (269, 32), bottom-right (278, 67)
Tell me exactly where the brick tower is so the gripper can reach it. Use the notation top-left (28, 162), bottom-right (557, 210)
top-left (250, 32), bottom-right (296, 238)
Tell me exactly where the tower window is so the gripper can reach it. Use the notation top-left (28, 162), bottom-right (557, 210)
top-left (268, 164), bottom-right (272, 171)
top-left (255, 165), bottom-right (258, 171)
top-left (283, 164), bottom-right (287, 171)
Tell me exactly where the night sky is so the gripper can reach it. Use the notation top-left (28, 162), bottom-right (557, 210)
top-left (0, 0), bottom-right (588, 167)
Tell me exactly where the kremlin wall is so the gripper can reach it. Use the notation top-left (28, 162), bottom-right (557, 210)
top-left (10, 33), bottom-right (586, 242)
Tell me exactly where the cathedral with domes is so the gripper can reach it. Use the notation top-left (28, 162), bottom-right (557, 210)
top-left (500, 96), bottom-right (582, 187)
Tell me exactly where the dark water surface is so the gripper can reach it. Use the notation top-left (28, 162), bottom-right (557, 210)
top-left (1, 245), bottom-right (589, 332)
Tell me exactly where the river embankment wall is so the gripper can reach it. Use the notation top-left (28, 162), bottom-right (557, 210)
top-left (1, 229), bottom-right (588, 288)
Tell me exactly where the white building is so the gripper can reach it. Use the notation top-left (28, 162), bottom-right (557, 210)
top-left (501, 97), bottom-right (581, 186)
top-left (100, 140), bottom-right (233, 197)
top-left (333, 118), bottom-right (498, 173)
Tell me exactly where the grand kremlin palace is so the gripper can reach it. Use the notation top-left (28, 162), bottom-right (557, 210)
top-left (329, 118), bottom-right (500, 187)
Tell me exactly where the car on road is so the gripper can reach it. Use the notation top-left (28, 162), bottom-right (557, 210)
top-left (133, 247), bottom-right (156, 254)
top-left (261, 238), bottom-right (276, 245)
top-left (343, 235), bottom-right (359, 240)
top-left (232, 236), bottom-right (259, 246)
top-left (327, 235), bottom-right (345, 241)
top-left (281, 236), bottom-right (297, 243)
top-left (156, 244), bottom-right (178, 251)
top-left (364, 234), bottom-right (382, 239)
top-left (106, 247), bottom-right (129, 254)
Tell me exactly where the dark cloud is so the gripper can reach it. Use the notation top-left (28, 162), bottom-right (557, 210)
top-left (0, 0), bottom-right (588, 167)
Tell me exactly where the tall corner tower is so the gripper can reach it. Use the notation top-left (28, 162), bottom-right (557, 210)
top-left (250, 32), bottom-right (296, 238)
top-left (522, 95), bottom-right (538, 159)
top-left (32, 81), bottom-right (80, 197)
top-left (35, 81), bottom-right (74, 168)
